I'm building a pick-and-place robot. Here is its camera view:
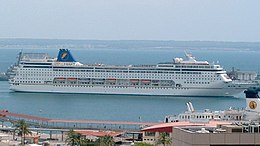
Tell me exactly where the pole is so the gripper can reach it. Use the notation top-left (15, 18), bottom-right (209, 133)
top-left (61, 131), bottom-right (64, 141)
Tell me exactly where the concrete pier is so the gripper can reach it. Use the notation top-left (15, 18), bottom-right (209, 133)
top-left (0, 110), bottom-right (160, 131)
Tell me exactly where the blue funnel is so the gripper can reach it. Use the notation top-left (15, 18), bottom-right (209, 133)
top-left (57, 49), bottom-right (76, 62)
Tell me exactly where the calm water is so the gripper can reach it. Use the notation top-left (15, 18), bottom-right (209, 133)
top-left (0, 47), bottom-right (258, 122)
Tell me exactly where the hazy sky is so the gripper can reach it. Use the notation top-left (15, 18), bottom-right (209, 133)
top-left (0, 0), bottom-right (259, 42)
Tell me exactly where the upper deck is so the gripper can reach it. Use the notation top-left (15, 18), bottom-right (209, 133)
top-left (18, 50), bottom-right (223, 72)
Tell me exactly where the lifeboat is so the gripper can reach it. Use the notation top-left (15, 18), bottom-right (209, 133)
top-left (67, 78), bottom-right (77, 81)
top-left (130, 79), bottom-right (139, 83)
top-left (141, 79), bottom-right (151, 83)
top-left (106, 78), bottom-right (116, 82)
top-left (55, 77), bottom-right (65, 81)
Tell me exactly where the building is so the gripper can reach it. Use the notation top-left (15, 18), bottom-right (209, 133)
top-left (142, 121), bottom-right (260, 146)
top-left (172, 123), bottom-right (260, 146)
top-left (141, 121), bottom-right (231, 145)
top-left (227, 68), bottom-right (257, 81)
top-left (236, 71), bottom-right (257, 81)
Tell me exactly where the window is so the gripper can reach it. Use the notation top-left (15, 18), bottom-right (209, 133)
top-left (145, 132), bottom-right (155, 136)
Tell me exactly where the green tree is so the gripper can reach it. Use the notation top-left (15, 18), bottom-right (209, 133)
top-left (134, 142), bottom-right (153, 146)
top-left (95, 135), bottom-right (115, 146)
top-left (80, 136), bottom-right (92, 146)
top-left (66, 129), bottom-right (82, 146)
top-left (66, 129), bottom-right (92, 146)
top-left (14, 119), bottom-right (32, 145)
top-left (155, 132), bottom-right (172, 146)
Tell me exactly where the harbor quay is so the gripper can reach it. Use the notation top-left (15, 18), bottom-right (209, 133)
top-left (0, 109), bottom-right (160, 145)
top-left (0, 110), bottom-right (159, 131)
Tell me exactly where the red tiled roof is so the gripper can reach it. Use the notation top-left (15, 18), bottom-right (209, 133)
top-left (49, 119), bottom-right (160, 125)
top-left (75, 130), bottom-right (123, 137)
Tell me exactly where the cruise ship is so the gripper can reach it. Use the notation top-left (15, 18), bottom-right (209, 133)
top-left (8, 49), bottom-right (253, 96)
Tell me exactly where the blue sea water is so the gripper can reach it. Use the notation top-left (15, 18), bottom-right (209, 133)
top-left (0, 46), bottom-right (259, 122)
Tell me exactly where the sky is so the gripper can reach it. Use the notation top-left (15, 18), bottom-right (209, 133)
top-left (0, 0), bottom-right (260, 42)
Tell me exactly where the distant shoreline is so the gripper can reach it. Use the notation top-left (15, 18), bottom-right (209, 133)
top-left (0, 38), bottom-right (260, 52)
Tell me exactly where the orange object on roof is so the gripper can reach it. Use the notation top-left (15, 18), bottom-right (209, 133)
top-left (75, 130), bottom-right (123, 137)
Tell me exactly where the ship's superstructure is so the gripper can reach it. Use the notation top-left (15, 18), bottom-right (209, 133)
top-left (164, 87), bottom-right (260, 123)
top-left (8, 49), bottom-right (252, 96)
top-left (164, 102), bottom-right (244, 123)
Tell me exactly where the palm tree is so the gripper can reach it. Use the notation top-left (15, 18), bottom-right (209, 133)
top-left (65, 129), bottom-right (92, 146)
top-left (95, 135), bottom-right (115, 146)
top-left (14, 119), bottom-right (32, 145)
top-left (65, 129), bottom-right (82, 146)
top-left (155, 132), bottom-right (172, 146)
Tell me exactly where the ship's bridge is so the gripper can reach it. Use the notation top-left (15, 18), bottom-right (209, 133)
top-left (53, 61), bottom-right (83, 66)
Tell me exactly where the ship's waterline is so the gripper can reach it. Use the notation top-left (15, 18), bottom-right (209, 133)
top-left (10, 84), bottom-right (245, 97)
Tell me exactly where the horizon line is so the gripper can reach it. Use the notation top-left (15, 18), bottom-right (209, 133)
top-left (0, 38), bottom-right (260, 43)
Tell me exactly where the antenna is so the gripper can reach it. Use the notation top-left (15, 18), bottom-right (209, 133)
top-left (188, 102), bottom-right (195, 112)
top-left (186, 103), bottom-right (192, 112)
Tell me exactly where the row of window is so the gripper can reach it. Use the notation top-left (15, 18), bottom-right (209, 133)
top-left (143, 138), bottom-right (155, 141)
top-left (16, 83), bottom-right (188, 89)
top-left (53, 82), bottom-right (177, 88)
top-left (18, 73), bottom-right (217, 79)
top-left (15, 81), bottom-right (42, 84)
top-left (21, 68), bottom-right (219, 75)
top-left (179, 115), bottom-right (214, 119)
top-left (184, 81), bottom-right (210, 84)
top-left (17, 70), bottom-right (218, 77)
top-left (179, 115), bottom-right (243, 120)
top-left (27, 64), bottom-right (221, 71)
top-left (175, 65), bottom-right (219, 69)
top-left (16, 75), bottom-right (220, 81)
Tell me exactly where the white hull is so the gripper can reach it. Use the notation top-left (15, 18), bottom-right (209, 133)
top-left (10, 84), bottom-right (246, 97)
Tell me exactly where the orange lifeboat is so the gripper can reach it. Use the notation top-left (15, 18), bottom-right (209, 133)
top-left (56, 77), bottom-right (65, 81)
top-left (106, 78), bottom-right (116, 82)
top-left (68, 78), bottom-right (77, 81)
top-left (141, 79), bottom-right (151, 83)
top-left (130, 79), bottom-right (139, 83)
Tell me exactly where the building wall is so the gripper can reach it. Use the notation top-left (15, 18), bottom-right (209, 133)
top-left (142, 131), bottom-right (156, 144)
top-left (172, 127), bottom-right (260, 146)
top-left (236, 72), bottom-right (257, 80)
top-left (142, 131), bottom-right (172, 145)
